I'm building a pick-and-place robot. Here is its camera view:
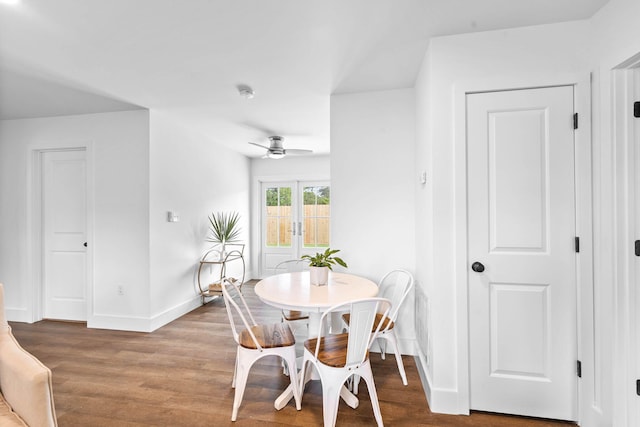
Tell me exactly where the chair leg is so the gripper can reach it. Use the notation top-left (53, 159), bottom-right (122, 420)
top-left (379, 337), bottom-right (387, 360)
top-left (320, 369), bottom-right (345, 427)
top-left (352, 374), bottom-right (361, 395)
top-left (298, 359), bottom-right (310, 404)
top-left (232, 349), bottom-right (239, 388)
top-left (360, 363), bottom-right (384, 427)
top-left (283, 351), bottom-right (301, 411)
top-left (231, 351), bottom-right (251, 421)
top-left (281, 318), bottom-right (289, 376)
top-left (387, 331), bottom-right (408, 385)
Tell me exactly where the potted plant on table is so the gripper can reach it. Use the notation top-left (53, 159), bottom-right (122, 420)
top-left (206, 211), bottom-right (242, 260)
top-left (301, 248), bottom-right (348, 286)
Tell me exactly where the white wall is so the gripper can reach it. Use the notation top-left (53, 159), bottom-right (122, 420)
top-left (250, 155), bottom-right (330, 278)
top-left (0, 109), bottom-right (253, 333)
top-left (148, 112), bottom-right (251, 328)
top-left (330, 88), bottom-right (417, 355)
top-left (414, 21), bottom-right (591, 414)
top-left (0, 110), bottom-right (151, 327)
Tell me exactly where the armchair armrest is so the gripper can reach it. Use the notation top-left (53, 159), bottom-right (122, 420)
top-left (0, 326), bottom-right (57, 427)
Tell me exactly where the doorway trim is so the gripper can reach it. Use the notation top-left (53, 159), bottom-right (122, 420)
top-left (451, 73), bottom-right (593, 417)
top-left (27, 142), bottom-right (94, 323)
top-left (612, 53), bottom-right (640, 427)
top-left (252, 173), bottom-right (330, 279)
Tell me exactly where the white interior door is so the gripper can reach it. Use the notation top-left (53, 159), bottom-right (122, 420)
top-left (467, 86), bottom-right (577, 420)
top-left (260, 181), bottom-right (331, 277)
top-left (42, 149), bottom-right (88, 321)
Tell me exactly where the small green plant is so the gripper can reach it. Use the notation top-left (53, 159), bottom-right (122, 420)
top-left (207, 211), bottom-right (242, 245)
top-left (301, 248), bottom-right (348, 270)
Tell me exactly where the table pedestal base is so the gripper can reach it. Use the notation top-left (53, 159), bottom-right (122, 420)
top-left (274, 375), bottom-right (359, 411)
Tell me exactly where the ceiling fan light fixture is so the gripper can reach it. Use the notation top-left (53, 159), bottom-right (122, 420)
top-left (266, 151), bottom-right (285, 160)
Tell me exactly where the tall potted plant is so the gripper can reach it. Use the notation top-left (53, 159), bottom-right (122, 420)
top-left (207, 211), bottom-right (242, 260)
top-left (301, 248), bottom-right (348, 286)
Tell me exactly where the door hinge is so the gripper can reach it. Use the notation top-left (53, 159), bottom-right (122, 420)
top-left (573, 113), bottom-right (579, 129)
top-left (634, 101), bottom-right (640, 118)
top-left (577, 360), bottom-right (582, 378)
top-left (635, 240), bottom-right (640, 256)
top-left (637, 379), bottom-right (640, 396)
top-left (575, 237), bottom-right (580, 253)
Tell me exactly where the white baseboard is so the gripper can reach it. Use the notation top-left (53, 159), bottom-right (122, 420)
top-left (414, 347), bottom-right (467, 415)
top-left (89, 296), bottom-right (202, 332)
top-left (150, 296), bottom-right (202, 331)
top-left (5, 307), bottom-right (31, 323)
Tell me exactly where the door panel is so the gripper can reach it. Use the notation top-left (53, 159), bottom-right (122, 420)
top-left (467, 86), bottom-right (577, 420)
top-left (261, 183), bottom-right (296, 276)
top-left (489, 109), bottom-right (547, 252)
top-left (42, 149), bottom-right (87, 321)
top-left (300, 184), bottom-right (330, 256)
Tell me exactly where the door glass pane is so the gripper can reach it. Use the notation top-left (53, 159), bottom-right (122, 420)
top-left (303, 186), bottom-right (330, 248)
top-left (266, 187), bottom-right (292, 247)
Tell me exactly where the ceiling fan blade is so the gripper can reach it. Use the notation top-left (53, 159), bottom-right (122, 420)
top-left (283, 148), bottom-right (313, 155)
top-left (248, 141), bottom-right (271, 150)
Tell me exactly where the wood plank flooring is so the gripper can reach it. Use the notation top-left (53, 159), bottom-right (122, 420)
top-left (10, 282), bottom-right (576, 426)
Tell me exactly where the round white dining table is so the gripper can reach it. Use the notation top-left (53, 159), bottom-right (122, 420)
top-left (255, 271), bottom-right (378, 312)
top-left (254, 271), bottom-right (379, 411)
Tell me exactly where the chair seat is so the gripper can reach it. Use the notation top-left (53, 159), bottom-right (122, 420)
top-left (239, 323), bottom-right (295, 349)
top-left (282, 310), bottom-right (309, 321)
top-left (342, 312), bottom-right (394, 332)
top-left (304, 333), bottom-right (370, 368)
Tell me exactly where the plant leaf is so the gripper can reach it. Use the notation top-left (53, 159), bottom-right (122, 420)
top-left (207, 211), bottom-right (242, 244)
top-left (333, 257), bottom-right (348, 268)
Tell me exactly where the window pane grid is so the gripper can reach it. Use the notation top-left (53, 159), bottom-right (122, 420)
top-left (266, 187), bottom-right (292, 247)
top-left (303, 186), bottom-right (330, 248)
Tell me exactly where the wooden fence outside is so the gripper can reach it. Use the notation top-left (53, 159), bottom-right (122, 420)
top-left (266, 205), bottom-right (330, 247)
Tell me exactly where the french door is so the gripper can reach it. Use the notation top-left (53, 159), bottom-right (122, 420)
top-left (260, 181), bottom-right (330, 277)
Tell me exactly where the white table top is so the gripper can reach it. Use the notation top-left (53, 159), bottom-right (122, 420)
top-left (254, 271), bottom-right (378, 312)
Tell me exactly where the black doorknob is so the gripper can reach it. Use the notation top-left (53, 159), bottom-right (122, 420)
top-left (83, 242), bottom-right (88, 247)
top-left (471, 262), bottom-right (485, 273)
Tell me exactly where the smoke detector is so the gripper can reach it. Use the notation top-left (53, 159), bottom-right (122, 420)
top-left (238, 85), bottom-right (255, 99)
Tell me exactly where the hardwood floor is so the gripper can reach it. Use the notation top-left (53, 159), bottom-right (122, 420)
top-left (11, 282), bottom-right (576, 426)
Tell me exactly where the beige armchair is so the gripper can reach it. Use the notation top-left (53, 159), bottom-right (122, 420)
top-left (0, 283), bottom-right (57, 427)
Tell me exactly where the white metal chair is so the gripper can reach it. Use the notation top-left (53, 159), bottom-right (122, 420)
top-left (275, 259), bottom-right (310, 334)
top-left (299, 297), bottom-right (392, 427)
top-left (343, 269), bottom-right (414, 392)
top-left (221, 277), bottom-right (301, 421)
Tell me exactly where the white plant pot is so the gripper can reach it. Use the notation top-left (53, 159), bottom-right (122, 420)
top-left (309, 266), bottom-right (329, 286)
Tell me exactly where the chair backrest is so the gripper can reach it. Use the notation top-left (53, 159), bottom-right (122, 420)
top-left (274, 259), bottom-right (308, 273)
top-left (313, 298), bottom-right (391, 367)
top-left (377, 270), bottom-right (414, 327)
top-left (221, 278), bottom-right (262, 350)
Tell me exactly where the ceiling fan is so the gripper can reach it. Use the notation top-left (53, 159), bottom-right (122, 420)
top-left (248, 136), bottom-right (312, 159)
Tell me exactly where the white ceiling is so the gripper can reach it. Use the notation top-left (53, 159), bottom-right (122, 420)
top-left (0, 0), bottom-right (608, 157)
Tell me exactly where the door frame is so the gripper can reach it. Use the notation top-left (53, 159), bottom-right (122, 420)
top-left (252, 173), bottom-right (329, 279)
top-left (27, 143), bottom-right (94, 323)
top-left (452, 74), bottom-right (593, 417)
top-left (259, 180), bottom-right (300, 276)
top-left (612, 53), bottom-right (640, 427)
